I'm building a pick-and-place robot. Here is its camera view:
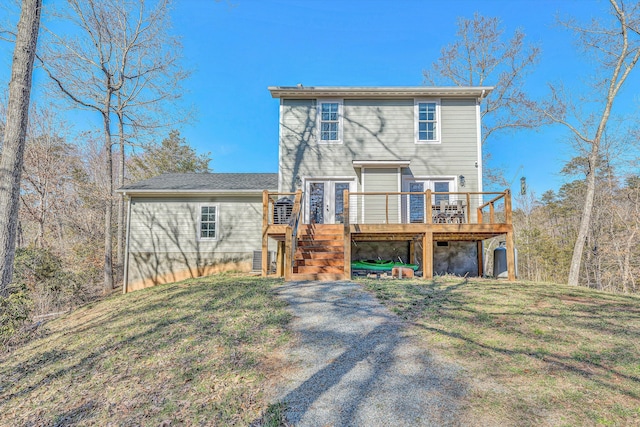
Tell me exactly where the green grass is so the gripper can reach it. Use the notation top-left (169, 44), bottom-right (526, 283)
top-left (0, 273), bottom-right (291, 426)
top-left (360, 276), bottom-right (640, 426)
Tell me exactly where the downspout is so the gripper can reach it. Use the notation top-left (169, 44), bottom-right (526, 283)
top-left (122, 194), bottom-right (132, 294)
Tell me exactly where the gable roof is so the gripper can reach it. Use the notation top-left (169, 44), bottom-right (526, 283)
top-left (268, 85), bottom-right (494, 99)
top-left (118, 173), bottom-right (278, 194)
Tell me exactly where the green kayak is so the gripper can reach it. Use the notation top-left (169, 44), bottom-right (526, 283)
top-left (351, 260), bottom-right (419, 272)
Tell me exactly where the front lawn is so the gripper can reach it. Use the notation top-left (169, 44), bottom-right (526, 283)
top-left (360, 277), bottom-right (640, 426)
top-left (0, 274), bottom-right (291, 426)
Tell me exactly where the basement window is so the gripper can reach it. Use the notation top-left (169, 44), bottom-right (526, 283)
top-left (436, 241), bottom-right (449, 247)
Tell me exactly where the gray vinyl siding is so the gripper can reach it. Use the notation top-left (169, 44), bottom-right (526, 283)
top-left (279, 97), bottom-right (480, 197)
top-left (126, 195), bottom-right (264, 287)
top-left (362, 168), bottom-right (400, 223)
top-left (128, 195), bottom-right (262, 253)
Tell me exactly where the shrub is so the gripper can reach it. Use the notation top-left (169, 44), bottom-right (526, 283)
top-left (0, 282), bottom-right (33, 347)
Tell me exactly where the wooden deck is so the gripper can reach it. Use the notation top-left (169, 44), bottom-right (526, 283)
top-left (262, 189), bottom-right (515, 281)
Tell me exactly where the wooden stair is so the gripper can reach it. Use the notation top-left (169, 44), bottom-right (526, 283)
top-left (291, 224), bottom-right (345, 281)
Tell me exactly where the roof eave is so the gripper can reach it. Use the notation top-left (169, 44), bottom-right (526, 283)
top-left (268, 86), bottom-right (494, 99)
top-left (117, 189), bottom-right (275, 196)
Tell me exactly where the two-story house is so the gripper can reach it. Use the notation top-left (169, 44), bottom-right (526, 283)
top-left (119, 86), bottom-right (516, 292)
top-left (262, 86), bottom-right (515, 281)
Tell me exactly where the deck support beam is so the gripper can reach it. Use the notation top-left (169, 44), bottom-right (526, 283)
top-left (422, 231), bottom-right (433, 280)
top-left (261, 190), bottom-right (269, 277)
top-left (276, 241), bottom-right (285, 277)
top-left (505, 230), bottom-right (516, 281)
top-left (284, 227), bottom-right (293, 281)
top-left (504, 190), bottom-right (516, 281)
top-left (343, 189), bottom-right (351, 280)
top-left (409, 240), bottom-right (415, 265)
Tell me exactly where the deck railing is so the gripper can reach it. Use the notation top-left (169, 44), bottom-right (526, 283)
top-left (477, 190), bottom-right (511, 225)
top-left (263, 189), bottom-right (512, 227)
top-left (263, 192), bottom-right (296, 225)
top-left (344, 190), bottom-right (511, 225)
top-left (284, 191), bottom-right (303, 280)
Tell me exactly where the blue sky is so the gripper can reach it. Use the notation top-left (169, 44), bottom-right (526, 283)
top-left (1, 0), bottom-right (638, 197)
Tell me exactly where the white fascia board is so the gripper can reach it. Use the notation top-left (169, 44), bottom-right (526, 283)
top-left (352, 160), bottom-right (411, 168)
top-left (269, 86), bottom-right (494, 99)
top-left (117, 189), bottom-right (274, 197)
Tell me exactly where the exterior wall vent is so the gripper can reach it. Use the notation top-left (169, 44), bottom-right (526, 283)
top-left (252, 250), bottom-right (273, 272)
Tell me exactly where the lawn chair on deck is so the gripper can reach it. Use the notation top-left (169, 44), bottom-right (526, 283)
top-left (434, 200), bottom-right (450, 223)
top-left (450, 200), bottom-right (465, 223)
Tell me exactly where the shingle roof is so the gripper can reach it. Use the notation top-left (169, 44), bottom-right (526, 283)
top-left (118, 173), bottom-right (278, 193)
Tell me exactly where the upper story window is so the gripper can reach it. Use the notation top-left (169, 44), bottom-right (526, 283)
top-left (415, 99), bottom-right (441, 144)
top-left (317, 99), bottom-right (343, 143)
top-left (199, 205), bottom-right (218, 240)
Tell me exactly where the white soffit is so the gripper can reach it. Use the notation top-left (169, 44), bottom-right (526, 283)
top-left (269, 86), bottom-right (494, 99)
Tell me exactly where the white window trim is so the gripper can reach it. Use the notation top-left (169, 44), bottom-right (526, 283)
top-left (303, 177), bottom-right (356, 224)
top-left (402, 176), bottom-right (457, 222)
top-left (402, 176), bottom-right (458, 192)
top-left (198, 203), bottom-right (219, 241)
top-left (414, 98), bottom-right (441, 144)
top-left (316, 99), bottom-right (343, 144)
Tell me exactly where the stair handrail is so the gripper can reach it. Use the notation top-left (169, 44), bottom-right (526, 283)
top-left (284, 189), bottom-right (303, 280)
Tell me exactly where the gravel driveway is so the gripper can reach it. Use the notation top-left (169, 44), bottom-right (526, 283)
top-left (272, 280), bottom-right (468, 427)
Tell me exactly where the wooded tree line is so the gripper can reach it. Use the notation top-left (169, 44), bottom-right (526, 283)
top-left (0, 0), bottom-right (209, 339)
top-left (514, 160), bottom-right (640, 293)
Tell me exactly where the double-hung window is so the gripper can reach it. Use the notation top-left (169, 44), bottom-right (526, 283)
top-left (415, 99), bottom-right (441, 144)
top-left (199, 205), bottom-right (218, 240)
top-left (318, 100), bottom-right (343, 143)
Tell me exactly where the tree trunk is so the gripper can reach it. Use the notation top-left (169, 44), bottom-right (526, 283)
top-left (567, 149), bottom-right (599, 286)
top-left (0, 0), bottom-right (42, 296)
top-left (103, 108), bottom-right (114, 293)
top-left (116, 112), bottom-right (125, 283)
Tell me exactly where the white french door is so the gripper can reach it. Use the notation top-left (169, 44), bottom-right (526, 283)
top-left (305, 179), bottom-right (354, 224)
top-left (402, 177), bottom-right (457, 223)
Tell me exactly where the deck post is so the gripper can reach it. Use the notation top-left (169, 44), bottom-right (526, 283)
top-left (466, 193), bottom-right (471, 223)
top-left (276, 241), bottom-right (285, 277)
top-left (425, 189), bottom-right (432, 223)
top-left (385, 194), bottom-right (389, 224)
top-left (343, 189), bottom-right (351, 280)
top-left (409, 240), bottom-right (415, 264)
top-left (504, 189), bottom-right (516, 280)
top-left (477, 241), bottom-right (484, 277)
top-left (422, 231), bottom-right (433, 280)
top-left (284, 227), bottom-right (293, 281)
top-left (262, 190), bottom-right (269, 277)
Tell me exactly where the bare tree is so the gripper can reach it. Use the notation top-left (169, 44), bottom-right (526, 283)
top-left (539, 0), bottom-right (640, 286)
top-left (0, 0), bottom-right (42, 296)
top-left (424, 13), bottom-right (540, 146)
top-left (20, 105), bottom-right (74, 248)
top-left (39, 0), bottom-right (184, 292)
top-left (111, 32), bottom-right (190, 281)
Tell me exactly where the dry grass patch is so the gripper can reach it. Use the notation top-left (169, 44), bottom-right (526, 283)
top-left (0, 273), bottom-right (291, 426)
top-left (360, 276), bottom-right (640, 426)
